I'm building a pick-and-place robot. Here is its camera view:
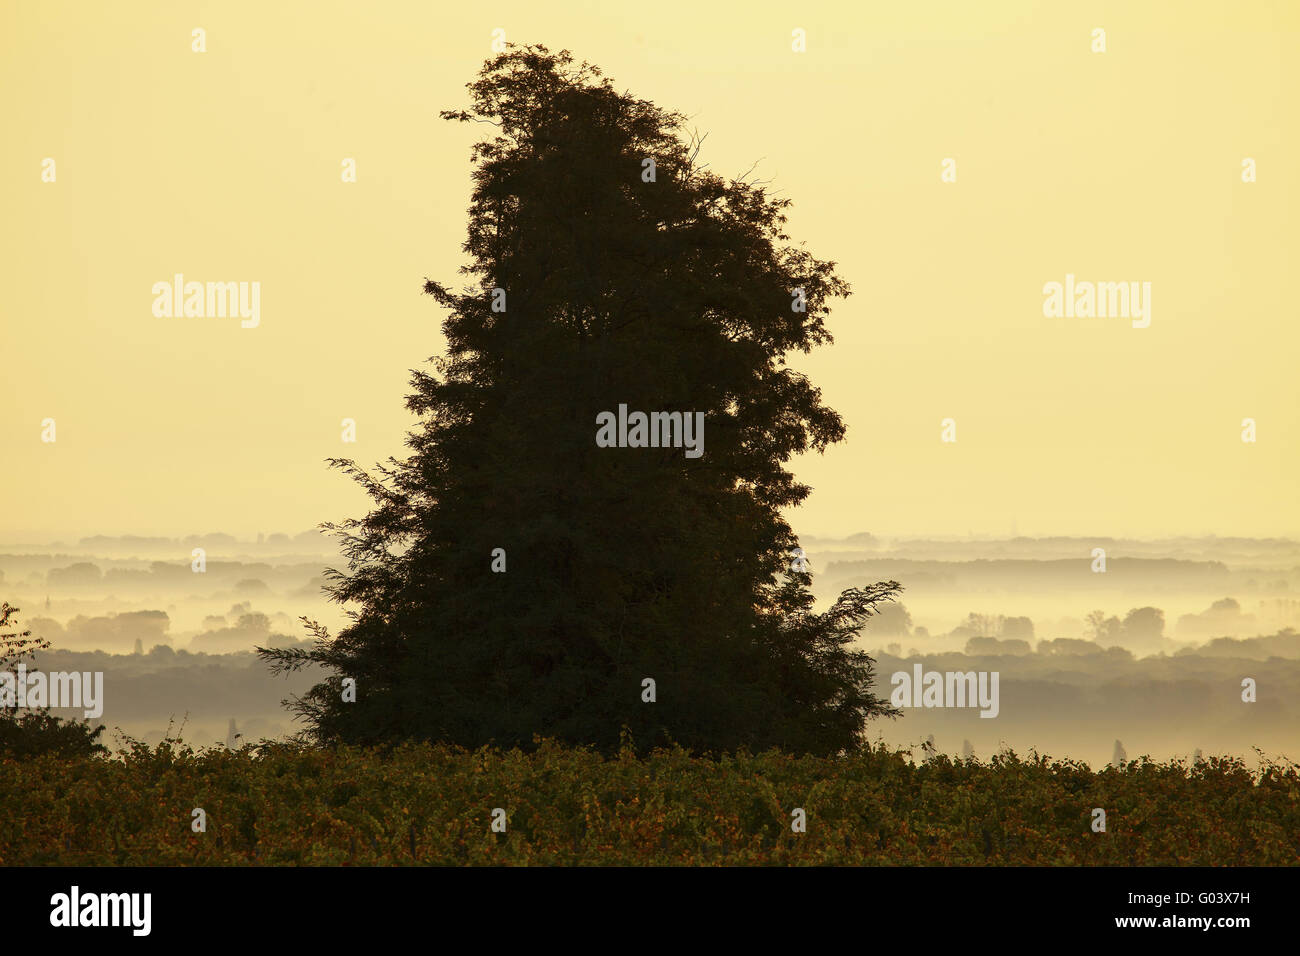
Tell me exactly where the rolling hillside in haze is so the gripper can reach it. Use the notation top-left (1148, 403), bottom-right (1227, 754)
top-left (3, 530), bottom-right (1296, 766)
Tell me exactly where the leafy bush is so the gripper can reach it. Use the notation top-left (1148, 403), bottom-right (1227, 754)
top-left (0, 710), bottom-right (107, 760)
top-left (0, 738), bottom-right (1295, 866)
top-left (0, 601), bottom-right (108, 760)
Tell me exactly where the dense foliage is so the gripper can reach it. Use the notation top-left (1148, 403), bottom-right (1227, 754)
top-left (261, 45), bottom-right (899, 756)
top-left (3, 739), bottom-right (1295, 865)
top-left (0, 710), bottom-right (107, 760)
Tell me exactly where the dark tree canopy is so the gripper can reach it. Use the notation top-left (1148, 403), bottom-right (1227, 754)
top-left (261, 44), bottom-right (901, 756)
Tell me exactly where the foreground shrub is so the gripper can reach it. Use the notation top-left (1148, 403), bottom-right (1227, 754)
top-left (2, 738), bottom-right (1296, 865)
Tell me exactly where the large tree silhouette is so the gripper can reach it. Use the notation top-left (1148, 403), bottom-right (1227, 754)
top-left (261, 45), bottom-right (900, 755)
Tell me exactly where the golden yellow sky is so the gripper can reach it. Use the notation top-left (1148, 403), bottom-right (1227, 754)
top-left (2, 0), bottom-right (1296, 541)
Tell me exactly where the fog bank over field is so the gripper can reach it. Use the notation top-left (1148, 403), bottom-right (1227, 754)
top-left (2, 531), bottom-right (1297, 763)
top-left (0, 530), bottom-right (348, 653)
top-left (800, 532), bottom-right (1300, 653)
